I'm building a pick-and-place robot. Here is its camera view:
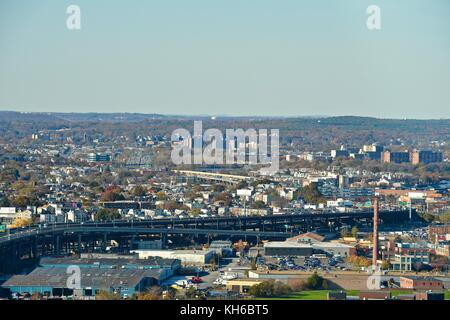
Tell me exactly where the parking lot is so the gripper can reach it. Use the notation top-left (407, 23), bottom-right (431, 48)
top-left (256, 255), bottom-right (353, 273)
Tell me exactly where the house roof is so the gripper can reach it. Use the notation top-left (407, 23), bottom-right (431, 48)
top-left (287, 232), bottom-right (325, 242)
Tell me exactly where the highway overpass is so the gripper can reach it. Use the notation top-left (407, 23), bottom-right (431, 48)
top-left (0, 209), bottom-right (419, 273)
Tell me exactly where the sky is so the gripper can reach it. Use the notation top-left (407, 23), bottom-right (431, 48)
top-left (0, 0), bottom-right (449, 119)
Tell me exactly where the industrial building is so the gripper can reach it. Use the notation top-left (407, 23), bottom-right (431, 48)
top-left (1, 255), bottom-right (181, 299)
top-left (209, 240), bottom-right (234, 257)
top-left (225, 279), bottom-right (264, 293)
top-left (311, 242), bottom-right (356, 257)
top-left (2, 267), bottom-right (159, 299)
top-left (287, 232), bottom-right (325, 244)
top-left (133, 249), bottom-right (215, 266)
top-left (263, 240), bottom-right (355, 257)
top-left (400, 276), bottom-right (444, 291)
top-left (264, 241), bottom-right (314, 257)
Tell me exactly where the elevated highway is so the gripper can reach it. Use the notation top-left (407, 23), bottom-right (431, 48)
top-left (0, 209), bottom-right (419, 273)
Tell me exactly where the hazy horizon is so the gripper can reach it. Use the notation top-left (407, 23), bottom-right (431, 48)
top-left (1, 0), bottom-right (450, 119)
top-left (2, 109), bottom-right (449, 121)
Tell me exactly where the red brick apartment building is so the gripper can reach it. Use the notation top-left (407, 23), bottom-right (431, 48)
top-left (429, 224), bottom-right (450, 239)
top-left (400, 276), bottom-right (444, 290)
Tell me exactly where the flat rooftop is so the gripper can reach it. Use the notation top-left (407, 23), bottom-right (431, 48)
top-left (134, 249), bottom-right (214, 256)
top-left (2, 267), bottom-right (163, 289)
top-left (39, 256), bottom-right (179, 268)
top-left (312, 242), bottom-right (354, 249)
top-left (264, 241), bottom-right (354, 249)
top-left (264, 241), bottom-right (312, 248)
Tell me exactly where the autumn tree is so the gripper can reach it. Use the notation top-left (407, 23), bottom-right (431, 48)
top-left (136, 286), bottom-right (162, 300)
top-left (95, 209), bottom-right (121, 222)
top-left (297, 183), bottom-right (326, 205)
top-left (156, 191), bottom-right (167, 201)
top-left (12, 217), bottom-right (33, 228)
top-left (100, 186), bottom-right (125, 202)
top-left (351, 226), bottom-right (359, 238)
top-left (251, 200), bottom-right (266, 209)
top-left (248, 280), bottom-right (291, 298)
top-left (306, 272), bottom-right (324, 290)
top-left (213, 192), bottom-right (232, 206)
top-left (95, 290), bottom-right (121, 300)
top-left (189, 208), bottom-right (202, 216)
top-left (380, 260), bottom-right (391, 270)
top-left (347, 255), bottom-right (371, 268)
top-left (132, 185), bottom-right (147, 197)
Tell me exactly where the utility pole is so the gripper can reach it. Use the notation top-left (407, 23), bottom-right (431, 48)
top-left (409, 198), bottom-right (412, 220)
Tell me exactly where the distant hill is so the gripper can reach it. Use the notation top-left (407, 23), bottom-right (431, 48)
top-left (0, 111), bottom-right (66, 123)
top-left (0, 111), bottom-right (170, 123)
top-left (0, 111), bottom-right (448, 123)
top-left (0, 111), bottom-right (448, 149)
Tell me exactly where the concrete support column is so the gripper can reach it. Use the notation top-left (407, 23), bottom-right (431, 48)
top-left (77, 234), bottom-right (82, 253)
top-left (54, 235), bottom-right (61, 255)
top-left (102, 233), bottom-right (108, 251)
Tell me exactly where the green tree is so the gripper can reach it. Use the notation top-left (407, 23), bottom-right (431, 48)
top-left (381, 260), bottom-right (391, 270)
top-left (340, 227), bottom-right (351, 238)
top-left (11, 217), bottom-right (33, 228)
top-left (189, 208), bottom-right (202, 217)
top-left (132, 185), bottom-right (147, 197)
top-left (250, 257), bottom-right (257, 270)
top-left (100, 186), bottom-right (125, 202)
top-left (297, 183), bottom-right (326, 205)
top-left (252, 200), bottom-right (266, 209)
top-left (156, 191), bottom-right (167, 200)
top-left (213, 192), bottom-right (232, 206)
top-left (95, 209), bottom-right (121, 222)
top-left (136, 286), bottom-right (162, 300)
top-left (185, 286), bottom-right (205, 300)
top-left (351, 226), bottom-right (359, 238)
top-left (438, 212), bottom-right (450, 223)
top-left (306, 272), bottom-right (324, 290)
top-left (420, 212), bottom-right (436, 223)
top-left (0, 197), bottom-right (11, 207)
top-left (95, 290), bottom-right (121, 300)
top-left (248, 280), bottom-right (291, 298)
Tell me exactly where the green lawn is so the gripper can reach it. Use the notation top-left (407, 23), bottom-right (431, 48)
top-left (261, 290), bottom-right (349, 300)
top-left (389, 290), bottom-right (413, 297)
top-left (259, 289), bottom-right (450, 300)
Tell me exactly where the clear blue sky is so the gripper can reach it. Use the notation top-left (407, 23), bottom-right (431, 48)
top-left (1, 0), bottom-right (449, 119)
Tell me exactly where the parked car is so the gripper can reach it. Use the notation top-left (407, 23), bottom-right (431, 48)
top-left (191, 276), bottom-right (202, 284)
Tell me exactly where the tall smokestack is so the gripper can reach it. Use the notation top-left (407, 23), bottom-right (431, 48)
top-left (372, 197), bottom-right (379, 267)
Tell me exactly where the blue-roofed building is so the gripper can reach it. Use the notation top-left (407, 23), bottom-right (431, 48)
top-left (1, 255), bottom-right (181, 299)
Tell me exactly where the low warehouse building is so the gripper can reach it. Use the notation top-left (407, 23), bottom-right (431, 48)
top-left (2, 267), bottom-right (162, 298)
top-left (264, 240), bottom-right (355, 257)
top-left (312, 242), bottom-right (356, 257)
top-left (400, 276), bottom-right (444, 290)
top-left (39, 256), bottom-right (180, 280)
top-left (359, 291), bottom-right (391, 300)
top-left (264, 241), bottom-right (313, 256)
top-left (226, 279), bottom-right (265, 293)
top-left (133, 249), bottom-right (215, 266)
top-left (415, 292), bottom-right (445, 300)
top-left (1, 255), bottom-right (181, 299)
top-left (328, 291), bottom-right (347, 300)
